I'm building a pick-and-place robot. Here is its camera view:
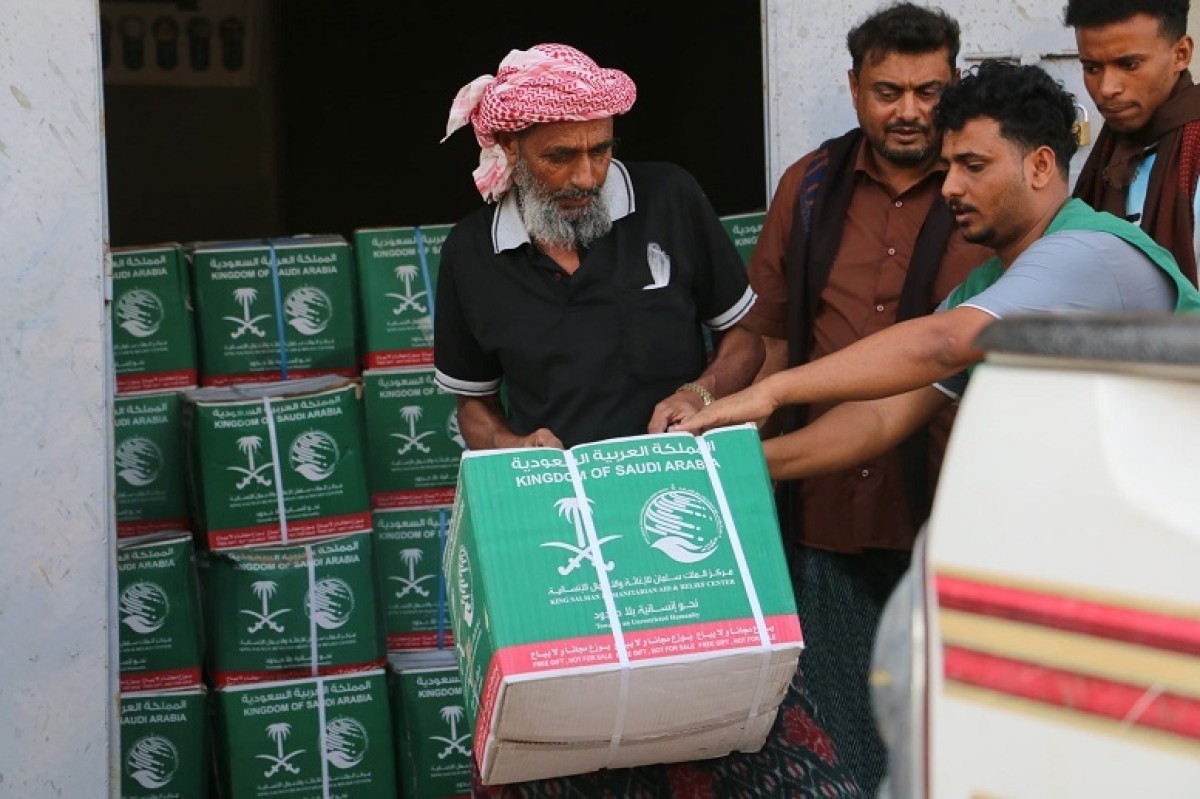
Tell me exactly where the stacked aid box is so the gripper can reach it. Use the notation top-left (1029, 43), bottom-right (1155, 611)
top-left (111, 244), bottom-right (209, 799)
top-left (354, 223), bottom-right (471, 798)
top-left (181, 376), bottom-right (398, 799)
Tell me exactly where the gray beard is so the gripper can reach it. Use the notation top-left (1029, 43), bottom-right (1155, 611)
top-left (513, 159), bottom-right (612, 250)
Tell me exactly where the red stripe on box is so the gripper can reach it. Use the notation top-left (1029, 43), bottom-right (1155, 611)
top-left (944, 645), bottom-right (1200, 741)
top-left (120, 667), bottom-right (202, 693)
top-left (493, 615), bottom-right (803, 676)
top-left (200, 367), bottom-right (359, 387)
top-left (387, 631), bottom-right (456, 651)
top-left (936, 575), bottom-right (1200, 657)
top-left (213, 659), bottom-right (386, 688)
top-left (372, 487), bottom-right (457, 510)
top-left (366, 348), bottom-right (435, 369)
top-left (116, 370), bottom-right (198, 394)
top-left (207, 512), bottom-right (372, 549)
top-left (476, 656), bottom-right (506, 765)
top-left (117, 518), bottom-right (190, 538)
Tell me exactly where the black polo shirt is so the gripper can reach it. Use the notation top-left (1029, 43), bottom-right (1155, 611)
top-left (433, 160), bottom-right (755, 448)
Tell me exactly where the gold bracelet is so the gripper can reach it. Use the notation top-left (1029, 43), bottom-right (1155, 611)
top-left (677, 382), bottom-right (714, 406)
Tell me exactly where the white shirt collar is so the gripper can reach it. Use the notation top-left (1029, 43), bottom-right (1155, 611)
top-left (490, 159), bottom-right (636, 253)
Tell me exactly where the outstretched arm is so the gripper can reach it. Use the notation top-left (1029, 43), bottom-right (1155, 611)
top-left (456, 395), bottom-right (563, 450)
top-left (764, 386), bottom-right (952, 481)
top-left (646, 324), bottom-right (766, 433)
top-left (675, 305), bottom-right (991, 434)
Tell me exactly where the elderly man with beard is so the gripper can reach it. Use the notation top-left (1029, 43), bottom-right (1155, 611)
top-left (436, 43), bottom-right (862, 799)
top-left (435, 43), bottom-right (763, 452)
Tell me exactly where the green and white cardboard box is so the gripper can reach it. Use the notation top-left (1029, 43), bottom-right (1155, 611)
top-left (115, 391), bottom-right (191, 538)
top-left (183, 376), bottom-right (372, 549)
top-left (112, 243), bottom-right (199, 395)
top-left (354, 224), bottom-right (453, 369)
top-left (214, 670), bottom-right (398, 799)
top-left (201, 531), bottom-right (386, 687)
top-left (719, 211), bottom-right (765, 266)
top-left (363, 368), bottom-right (463, 509)
top-left (118, 533), bottom-right (204, 692)
top-left (190, 235), bottom-right (359, 386)
top-left (120, 688), bottom-right (208, 799)
top-left (375, 507), bottom-right (455, 652)
top-left (445, 425), bottom-right (804, 784)
top-left (389, 651), bottom-right (472, 799)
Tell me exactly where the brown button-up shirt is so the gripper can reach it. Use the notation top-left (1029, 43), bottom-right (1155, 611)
top-left (742, 139), bottom-right (990, 553)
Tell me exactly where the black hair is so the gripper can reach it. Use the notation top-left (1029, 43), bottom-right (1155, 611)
top-left (934, 60), bottom-right (1079, 176)
top-left (847, 2), bottom-right (961, 75)
top-left (1063, 0), bottom-right (1190, 41)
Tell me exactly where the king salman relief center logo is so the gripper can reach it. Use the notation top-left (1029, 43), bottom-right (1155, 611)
top-left (115, 436), bottom-right (163, 488)
top-left (284, 285), bottom-right (333, 336)
top-left (120, 581), bottom-right (171, 635)
top-left (289, 429), bottom-right (340, 482)
top-left (325, 716), bottom-right (370, 769)
top-left (126, 734), bottom-right (180, 790)
top-left (305, 577), bottom-right (356, 630)
top-left (640, 487), bottom-right (724, 564)
top-left (115, 289), bottom-right (165, 338)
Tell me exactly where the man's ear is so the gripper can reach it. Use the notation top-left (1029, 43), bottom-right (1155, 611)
top-left (1174, 34), bottom-right (1194, 72)
top-left (495, 131), bottom-right (520, 167)
top-left (848, 68), bottom-right (860, 105)
top-left (1028, 144), bottom-right (1058, 189)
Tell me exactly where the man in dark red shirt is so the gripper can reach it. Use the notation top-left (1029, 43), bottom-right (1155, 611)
top-left (735, 3), bottom-right (988, 792)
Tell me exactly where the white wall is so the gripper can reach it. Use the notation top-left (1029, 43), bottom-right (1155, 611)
top-left (763, 0), bottom-right (1103, 199)
top-left (0, 1), bottom-right (114, 796)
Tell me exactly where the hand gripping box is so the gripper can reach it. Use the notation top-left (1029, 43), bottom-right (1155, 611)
top-left (120, 688), bottom-right (208, 799)
top-left (118, 533), bottom-right (204, 692)
top-left (213, 671), bottom-right (398, 799)
top-left (112, 243), bottom-right (199, 394)
top-left (354, 224), bottom-right (453, 369)
top-left (182, 376), bottom-right (372, 549)
top-left (375, 507), bottom-right (455, 652)
top-left (444, 426), bottom-right (804, 784)
top-left (190, 235), bottom-right (359, 386)
top-left (200, 531), bottom-right (386, 687)
top-left (389, 651), bottom-right (472, 799)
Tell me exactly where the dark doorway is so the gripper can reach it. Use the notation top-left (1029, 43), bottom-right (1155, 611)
top-left (105, 0), bottom-right (765, 245)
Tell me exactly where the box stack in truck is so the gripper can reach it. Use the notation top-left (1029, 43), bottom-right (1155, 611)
top-left (180, 375), bottom-right (399, 798)
top-left (105, 209), bottom-right (775, 796)
top-left (189, 236), bottom-right (359, 387)
top-left (352, 222), bottom-right (468, 797)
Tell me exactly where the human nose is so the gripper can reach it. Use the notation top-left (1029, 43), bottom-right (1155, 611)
top-left (568, 153), bottom-right (599, 190)
top-left (897, 90), bottom-right (921, 121)
top-left (941, 166), bottom-right (963, 201)
top-left (1096, 67), bottom-right (1122, 100)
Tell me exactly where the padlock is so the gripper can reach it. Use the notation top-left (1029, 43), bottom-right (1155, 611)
top-left (1073, 103), bottom-right (1092, 146)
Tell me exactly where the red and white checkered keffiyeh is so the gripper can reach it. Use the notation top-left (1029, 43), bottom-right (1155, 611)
top-left (443, 44), bottom-right (637, 202)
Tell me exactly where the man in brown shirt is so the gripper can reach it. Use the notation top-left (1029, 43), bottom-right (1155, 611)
top-left (738, 3), bottom-right (989, 792)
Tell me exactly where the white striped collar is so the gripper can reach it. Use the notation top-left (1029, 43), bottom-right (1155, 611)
top-left (490, 159), bottom-right (635, 254)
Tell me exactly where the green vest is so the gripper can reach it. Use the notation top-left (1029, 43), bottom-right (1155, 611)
top-left (945, 198), bottom-right (1200, 313)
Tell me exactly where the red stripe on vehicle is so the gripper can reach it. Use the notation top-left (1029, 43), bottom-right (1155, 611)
top-left (944, 645), bottom-right (1200, 741)
top-left (936, 575), bottom-right (1200, 657)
